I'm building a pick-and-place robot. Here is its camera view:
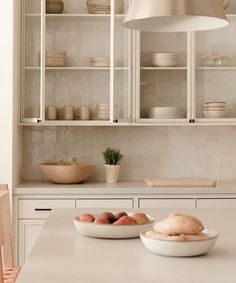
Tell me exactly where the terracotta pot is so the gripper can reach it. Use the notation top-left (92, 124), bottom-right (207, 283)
top-left (104, 165), bottom-right (120, 184)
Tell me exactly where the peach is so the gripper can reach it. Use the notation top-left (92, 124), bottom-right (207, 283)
top-left (131, 213), bottom-right (150, 225)
top-left (113, 215), bottom-right (137, 225)
top-left (114, 211), bottom-right (128, 220)
top-left (94, 216), bottom-right (110, 224)
top-left (100, 212), bottom-right (116, 223)
top-left (79, 213), bottom-right (95, 223)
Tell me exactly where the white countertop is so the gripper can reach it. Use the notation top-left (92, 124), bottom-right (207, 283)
top-left (17, 207), bottom-right (236, 283)
top-left (13, 180), bottom-right (236, 195)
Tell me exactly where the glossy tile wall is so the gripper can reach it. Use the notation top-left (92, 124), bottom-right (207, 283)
top-left (22, 126), bottom-right (236, 182)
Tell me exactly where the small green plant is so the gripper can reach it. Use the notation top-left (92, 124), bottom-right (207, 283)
top-left (103, 148), bottom-right (124, 165)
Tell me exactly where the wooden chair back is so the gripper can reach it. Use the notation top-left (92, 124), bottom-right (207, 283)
top-left (0, 185), bottom-right (14, 282)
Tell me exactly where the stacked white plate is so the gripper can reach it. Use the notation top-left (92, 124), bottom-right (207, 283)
top-left (91, 57), bottom-right (110, 67)
top-left (203, 102), bottom-right (226, 118)
top-left (149, 107), bottom-right (186, 119)
top-left (150, 53), bottom-right (178, 67)
top-left (96, 103), bottom-right (118, 120)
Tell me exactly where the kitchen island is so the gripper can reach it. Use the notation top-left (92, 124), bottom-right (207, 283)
top-left (16, 208), bottom-right (236, 283)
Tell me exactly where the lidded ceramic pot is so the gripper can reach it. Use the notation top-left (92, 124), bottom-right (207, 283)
top-left (46, 0), bottom-right (64, 14)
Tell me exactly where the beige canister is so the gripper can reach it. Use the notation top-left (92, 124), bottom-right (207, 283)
top-left (64, 106), bottom-right (74, 120)
top-left (46, 106), bottom-right (57, 120)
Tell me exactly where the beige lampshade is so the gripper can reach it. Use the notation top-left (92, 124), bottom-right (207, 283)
top-left (123, 0), bottom-right (229, 32)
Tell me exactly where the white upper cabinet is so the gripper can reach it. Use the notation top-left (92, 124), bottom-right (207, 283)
top-left (20, 0), bottom-right (236, 126)
top-left (193, 9), bottom-right (236, 124)
top-left (135, 31), bottom-right (191, 124)
top-left (21, 0), bottom-right (132, 125)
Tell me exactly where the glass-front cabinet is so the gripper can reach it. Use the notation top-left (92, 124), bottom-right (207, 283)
top-left (21, 0), bottom-right (131, 125)
top-left (21, 0), bottom-right (236, 126)
top-left (135, 31), bottom-right (191, 124)
top-left (194, 10), bottom-right (236, 123)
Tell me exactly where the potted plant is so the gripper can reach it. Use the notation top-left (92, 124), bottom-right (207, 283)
top-left (103, 147), bottom-right (124, 184)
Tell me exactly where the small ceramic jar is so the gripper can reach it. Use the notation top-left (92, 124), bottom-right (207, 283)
top-left (64, 106), bottom-right (74, 120)
top-left (80, 106), bottom-right (90, 120)
top-left (46, 0), bottom-right (64, 14)
top-left (46, 106), bottom-right (57, 120)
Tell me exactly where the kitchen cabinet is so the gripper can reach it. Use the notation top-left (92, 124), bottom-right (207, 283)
top-left (19, 219), bottom-right (45, 265)
top-left (21, 0), bottom-right (132, 125)
top-left (17, 198), bottom-right (76, 265)
top-left (138, 198), bottom-right (196, 208)
top-left (20, 0), bottom-right (236, 126)
top-left (197, 198), bottom-right (236, 208)
top-left (76, 198), bottom-right (133, 208)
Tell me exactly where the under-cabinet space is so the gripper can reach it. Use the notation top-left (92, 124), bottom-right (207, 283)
top-left (138, 198), bottom-right (196, 208)
top-left (197, 198), bottom-right (236, 208)
top-left (76, 198), bottom-right (134, 208)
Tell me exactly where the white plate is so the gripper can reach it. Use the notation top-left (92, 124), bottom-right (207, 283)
top-left (74, 213), bottom-right (154, 239)
top-left (140, 228), bottom-right (218, 257)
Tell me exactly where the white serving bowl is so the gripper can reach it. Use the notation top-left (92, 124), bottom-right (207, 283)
top-left (140, 228), bottom-right (218, 257)
top-left (74, 213), bottom-right (154, 239)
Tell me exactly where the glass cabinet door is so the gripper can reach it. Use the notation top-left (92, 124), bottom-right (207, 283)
top-left (21, 0), bottom-right (42, 122)
top-left (136, 31), bottom-right (190, 123)
top-left (194, 13), bottom-right (236, 122)
top-left (45, 0), bottom-right (111, 123)
top-left (113, 0), bottom-right (131, 123)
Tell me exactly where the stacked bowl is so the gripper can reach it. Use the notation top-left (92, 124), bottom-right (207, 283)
top-left (45, 51), bottom-right (68, 67)
top-left (96, 103), bottom-right (118, 120)
top-left (151, 53), bottom-right (178, 67)
top-left (203, 102), bottom-right (226, 118)
top-left (149, 107), bottom-right (186, 119)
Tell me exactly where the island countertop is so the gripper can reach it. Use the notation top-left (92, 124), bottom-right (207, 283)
top-left (16, 207), bottom-right (236, 283)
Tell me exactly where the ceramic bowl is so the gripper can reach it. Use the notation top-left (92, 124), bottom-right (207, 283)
top-left (203, 110), bottom-right (226, 118)
top-left (140, 228), bottom-right (218, 257)
top-left (74, 213), bottom-right (154, 239)
top-left (40, 163), bottom-right (95, 184)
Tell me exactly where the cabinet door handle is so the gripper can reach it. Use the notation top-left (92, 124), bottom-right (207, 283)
top-left (35, 208), bottom-right (52, 211)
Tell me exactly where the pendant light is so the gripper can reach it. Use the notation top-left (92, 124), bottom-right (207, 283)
top-left (122, 0), bottom-right (229, 32)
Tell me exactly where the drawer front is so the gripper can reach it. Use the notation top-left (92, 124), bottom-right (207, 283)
top-left (197, 199), bottom-right (236, 208)
top-left (19, 199), bottom-right (76, 219)
top-left (76, 198), bottom-right (133, 208)
top-left (139, 198), bottom-right (196, 208)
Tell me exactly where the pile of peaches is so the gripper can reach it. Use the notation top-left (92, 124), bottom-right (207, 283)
top-left (77, 211), bottom-right (151, 225)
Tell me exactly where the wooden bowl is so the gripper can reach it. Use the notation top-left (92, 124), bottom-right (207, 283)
top-left (40, 163), bottom-right (96, 184)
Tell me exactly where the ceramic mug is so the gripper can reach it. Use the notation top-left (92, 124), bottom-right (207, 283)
top-left (46, 106), bottom-right (57, 120)
top-left (64, 106), bottom-right (74, 120)
top-left (80, 106), bottom-right (90, 120)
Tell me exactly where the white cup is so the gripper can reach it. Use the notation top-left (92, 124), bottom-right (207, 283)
top-left (80, 106), bottom-right (90, 120)
top-left (64, 106), bottom-right (74, 120)
top-left (46, 106), bottom-right (57, 120)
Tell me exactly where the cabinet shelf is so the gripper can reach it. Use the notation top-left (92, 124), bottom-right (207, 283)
top-left (25, 14), bottom-right (125, 21)
top-left (141, 67), bottom-right (187, 70)
top-left (197, 67), bottom-right (236, 70)
top-left (25, 67), bottom-right (129, 71)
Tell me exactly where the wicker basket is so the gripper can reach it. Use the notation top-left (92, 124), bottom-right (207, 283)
top-left (86, 0), bottom-right (124, 14)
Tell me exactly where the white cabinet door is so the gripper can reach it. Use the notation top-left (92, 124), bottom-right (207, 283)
top-left (197, 199), bottom-right (236, 208)
top-left (76, 198), bottom-right (133, 208)
top-left (139, 198), bottom-right (196, 208)
top-left (19, 219), bottom-right (46, 266)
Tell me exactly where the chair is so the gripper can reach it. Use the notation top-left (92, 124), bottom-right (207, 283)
top-left (0, 185), bottom-right (21, 283)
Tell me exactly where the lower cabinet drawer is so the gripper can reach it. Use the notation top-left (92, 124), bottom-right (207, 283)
top-left (139, 198), bottom-right (196, 208)
top-left (19, 199), bottom-right (76, 219)
top-left (76, 198), bottom-right (133, 208)
top-left (197, 199), bottom-right (236, 208)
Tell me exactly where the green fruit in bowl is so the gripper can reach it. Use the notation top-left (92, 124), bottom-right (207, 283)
top-left (57, 157), bottom-right (79, 166)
